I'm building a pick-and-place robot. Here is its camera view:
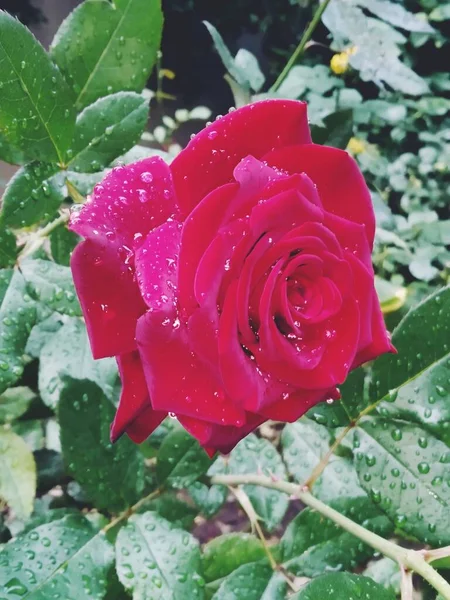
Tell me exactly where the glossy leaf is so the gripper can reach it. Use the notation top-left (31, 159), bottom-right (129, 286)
top-left (188, 480), bottom-right (227, 518)
top-left (291, 572), bottom-right (396, 599)
top-left (311, 109), bottom-right (354, 149)
top-left (20, 259), bottom-right (81, 317)
top-left (211, 563), bottom-right (286, 600)
top-left (0, 270), bottom-right (37, 394)
top-left (50, 224), bottom-right (79, 266)
top-left (38, 317), bottom-right (117, 408)
top-left (280, 497), bottom-right (393, 576)
top-left (363, 558), bottom-right (401, 594)
top-left (157, 425), bottom-right (212, 489)
top-left (0, 228), bottom-right (17, 269)
top-left (0, 386), bottom-right (36, 423)
top-left (51, 0), bottom-right (163, 109)
top-left (0, 514), bottom-right (114, 599)
top-left (0, 163), bottom-right (66, 229)
top-left (354, 417), bottom-right (450, 545)
top-left (140, 493), bottom-right (198, 530)
top-left (372, 285), bottom-right (450, 444)
top-left (202, 533), bottom-right (266, 583)
top-left (282, 419), bottom-right (364, 502)
top-left (215, 434), bottom-right (289, 531)
top-left (0, 11), bottom-right (76, 164)
top-left (0, 429), bottom-right (36, 519)
top-left (115, 511), bottom-right (205, 599)
top-left (59, 378), bottom-right (145, 511)
top-left (69, 92), bottom-right (150, 173)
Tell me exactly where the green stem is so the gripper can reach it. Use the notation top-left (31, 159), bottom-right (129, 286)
top-left (17, 211), bottom-right (70, 263)
top-left (102, 487), bottom-right (162, 534)
top-left (271, 0), bottom-right (333, 92)
top-left (211, 474), bottom-right (450, 600)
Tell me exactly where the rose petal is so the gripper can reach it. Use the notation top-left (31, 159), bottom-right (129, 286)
top-left (171, 99), bottom-right (311, 212)
top-left (219, 280), bottom-right (291, 412)
top-left (178, 413), bottom-right (265, 455)
top-left (111, 351), bottom-right (166, 443)
top-left (353, 290), bottom-right (395, 366)
top-left (135, 220), bottom-right (182, 311)
top-left (136, 310), bottom-right (246, 426)
top-left (263, 144), bottom-right (375, 245)
top-left (71, 241), bottom-right (146, 358)
top-left (70, 157), bottom-right (178, 358)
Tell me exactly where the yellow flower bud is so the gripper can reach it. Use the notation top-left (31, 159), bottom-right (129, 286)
top-left (347, 137), bottom-right (366, 155)
top-left (330, 52), bottom-right (349, 75)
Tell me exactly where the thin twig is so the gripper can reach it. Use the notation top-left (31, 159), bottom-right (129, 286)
top-left (102, 487), bottom-right (163, 534)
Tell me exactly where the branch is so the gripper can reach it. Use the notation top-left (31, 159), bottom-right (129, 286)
top-left (211, 474), bottom-right (450, 599)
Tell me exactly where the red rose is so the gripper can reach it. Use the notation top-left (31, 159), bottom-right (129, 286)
top-left (70, 99), bottom-right (393, 455)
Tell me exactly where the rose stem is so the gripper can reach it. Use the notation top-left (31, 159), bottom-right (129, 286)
top-left (271, 0), bottom-right (333, 92)
top-left (211, 473), bottom-right (450, 599)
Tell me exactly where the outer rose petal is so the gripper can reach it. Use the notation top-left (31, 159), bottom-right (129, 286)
top-left (70, 157), bottom-right (178, 358)
top-left (171, 99), bottom-right (311, 212)
top-left (178, 413), bottom-right (265, 455)
top-left (136, 311), bottom-right (246, 426)
top-left (111, 352), bottom-right (166, 444)
top-left (353, 291), bottom-right (395, 367)
top-left (263, 144), bottom-right (376, 246)
top-left (71, 241), bottom-right (146, 358)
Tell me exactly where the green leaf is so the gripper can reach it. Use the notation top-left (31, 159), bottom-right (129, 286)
top-left (157, 425), bottom-right (212, 489)
top-left (59, 378), bottom-right (145, 511)
top-left (0, 229), bottom-right (17, 269)
top-left (69, 92), bottom-right (149, 173)
top-left (354, 418), bottom-right (450, 545)
top-left (234, 49), bottom-right (265, 93)
top-left (430, 4), bottom-right (450, 21)
top-left (50, 224), bottom-right (79, 266)
top-left (203, 22), bottom-right (250, 91)
top-left (25, 313), bottom-right (64, 359)
top-left (363, 558), bottom-right (401, 594)
top-left (361, 0), bottom-right (435, 33)
top-left (0, 429), bottom-right (36, 519)
top-left (291, 572), bottom-right (396, 599)
top-left (51, 0), bottom-right (163, 109)
top-left (0, 269), bottom-right (13, 304)
top-left (20, 259), bottom-right (81, 317)
top-left (375, 276), bottom-right (407, 315)
top-left (0, 163), bottom-right (65, 228)
top-left (19, 507), bottom-right (80, 535)
top-left (214, 434), bottom-right (288, 531)
top-left (311, 109), bottom-right (354, 149)
top-left (0, 514), bottom-right (114, 599)
top-left (282, 419), bottom-right (364, 502)
top-left (280, 497), bottom-right (393, 576)
top-left (211, 563), bottom-right (286, 600)
top-left (371, 285), bottom-right (450, 410)
top-left (141, 493), bottom-right (198, 530)
top-left (38, 317), bottom-right (117, 408)
top-left (0, 11), bottom-right (76, 164)
top-left (202, 533), bottom-right (266, 583)
top-left (0, 270), bottom-right (37, 394)
top-left (0, 131), bottom-right (28, 166)
top-left (115, 511), bottom-right (205, 599)
top-left (0, 386), bottom-right (36, 423)
top-left (188, 481), bottom-right (227, 518)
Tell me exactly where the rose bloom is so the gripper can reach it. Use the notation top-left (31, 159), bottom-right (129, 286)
top-left (70, 99), bottom-right (394, 456)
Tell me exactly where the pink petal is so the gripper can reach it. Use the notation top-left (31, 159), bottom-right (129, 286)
top-left (178, 413), bottom-right (265, 455)
top-left (171, 100), bottom-right (311, 212)
top-left (136, 310), bottom-right (246, 426)
top-left (71, 241), bottom-right (146, 358)
top-left (70, 158), bottom-right (178, 244)
top-left (353, 291), bottom-right (395, 366)
top-left (111, 351), bottom-right (166, 443)
top-left (134, 220), bottom-right (182, 311)
top-left (70, 158), bottom-right (178, 358)
top-left (263, 144), bottom-right (376, 246)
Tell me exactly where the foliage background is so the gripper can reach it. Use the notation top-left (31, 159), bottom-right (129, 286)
top-left (0, 0), bottom-right (449, 599)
